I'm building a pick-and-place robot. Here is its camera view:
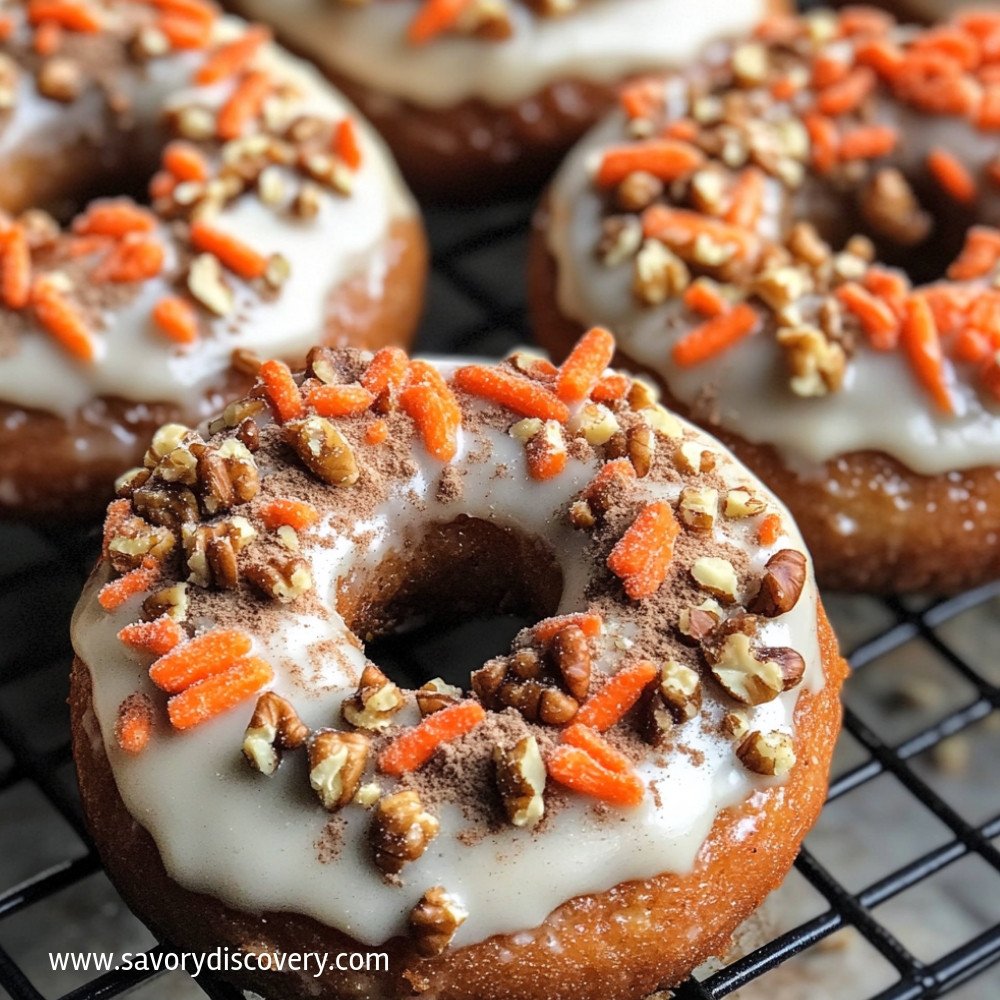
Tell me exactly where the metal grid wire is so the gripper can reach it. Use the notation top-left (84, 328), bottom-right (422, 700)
top-left (1, 129), bottom-right (1000, 1000)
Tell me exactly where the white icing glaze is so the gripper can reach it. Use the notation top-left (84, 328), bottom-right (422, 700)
top-left (0, 11), bottom-right (415, 418)
top-left (545, 65), bottom-right (1000, 476)
top-left (71, 360), bottom-right (826, 949)
top-left (231, 0), bottom-right (770, 108)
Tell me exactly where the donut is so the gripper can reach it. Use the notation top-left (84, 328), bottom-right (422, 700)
top-left (838, 1), bottom-right (960, 26)
top-left (70, 328), bottom-right (847, 1000)
top-left (0, 0), bottom-right (426, 519)
top-left (530, 6), bottom-right (1000, 593)
top-left (220, 0), bottom-right (785, 199)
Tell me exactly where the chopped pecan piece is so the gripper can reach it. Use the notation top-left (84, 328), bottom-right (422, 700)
top-left (551, 625), bottom-right (591, 701)
top-left (677, 598), bottom-right (723, 644)
top-left (493, 736), bottom-right (546, 828)
top-left (245, 554), bottom-right (312, 602)
top-left (416, 678), bottom-right (463, 717)
top-left (372, 790), bottom-right (439, 875)
top-left (142, 582), bottom-right (188, 622)
top-left (309, 730), bottom-right (370, 810)
top-left (197, 438), bottom-right (259, 514)
top-left (342, 664), bottom-right (405, 730)
top-left (749, 549), bottom-right (807, 617)
top-left (409, 887), bottom-right (468, 958)
top-left (678, 486), bottom-right (718, 533)
top-left (737, 729), bottom-right (796, 776)
top-left (705, 621), bottom-right (784, 706)
top-left (644, 660), bottom-right (702, 744)
top-left (286, 416), bottom-right (359, 486)
top-left (243, 692), bottom-right (309, 775)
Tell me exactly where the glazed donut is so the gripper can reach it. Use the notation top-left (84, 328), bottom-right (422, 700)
top-left (221, 0), bottom-right (785, 199)
top-left (71, 328), bottom-right (847, 1000)
top-left (837, 1), bottom-right (961, 26)
top-left (0, 0), bottom-right (425, 519)
top-left (531, 6), bottom-right (1000, 593)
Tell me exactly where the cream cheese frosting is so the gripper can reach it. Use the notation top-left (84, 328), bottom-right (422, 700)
top-left (71, 349), bottom-right (826, 950)
top-left (544, 21), bottom-right (1000, 477)
top-left (230, 0), bottom-right (771, 108)
top-left (0, 6), bottom-right (414, 420)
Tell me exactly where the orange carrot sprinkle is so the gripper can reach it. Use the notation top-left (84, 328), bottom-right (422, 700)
top-left (532, 612), bottom-right (603, 646)
top-left (453, 365), bottom-right (570, 422)
top-left (400, 383), bottom-right (458, 462)
top-left (838, 7), bottom-right (892, 36)
top-left (196, 23), bottom-right (270, 85)
top-left (948, 227), bottom-right (1000, 280)
top-left (149, 170), bottom-right (177, 201)
top-left (812, 52), bottom-right (849, 90)
top-left (162, 140), bottom-right (210, 182)
top-left (982, 355), bottom-right (1000, 403)
top-left (102, 498), bottom-right (132, 557)
top-left (978, 86), bottom-right (1000, 132)
top-left (547, 745), bottom-right (644, 806)
top-left (757, 513), bottom-right (782, 546)
top-left (607, 501), bottom-right (680, 601)
top-left (561, 723), bottom-right (634, 774)
top-left (620, 77), bottom-right (664, 121)
top-left (554, 326), bottom-right (615, 404)
top-left (118, 616), bottom-right (185, 656)
top-left (927, 148), bottom-right (977, 204)
top-left (27, 0), bottom-right (101, 32)
top-left (855, 38), bottom-right (904, 79)
top-left (333, 117), bottom-right (362, 171)
top-left (115, 693), bottom-right (153, 754)
top-left (839, 125), bottom-right (899, 162)
top-left (73, 199), bottom-right (156, 238)
top-left (0, 15), bottom-right (14, 40)
top-left (595, 139), bottom-right (704, 188)
top-left (149, 629), bottom-right (254, 694)
top-left (953, 327), bottom-right (992, 364)
top-left (158, 12), bottom-right (213, 50)
top-left (804, 113), bottom-right (839, 174)
top-left (93, 236), bottom-right (165, 283)
top-left (378, 701), bottom-right (486, 776)
top-left (258, 359), bottom-right (304, 422)
top-left (835, 282), bottom-right (899, 350)
top-left (32, 279), bottom-right (95, 362)
top-left (863, 267), bottom-right (910, 318)
top-left (641, 205), bottom-right (759, 262)
top-left (98, 558), bottom-right (160, 611)
top-left (574, 660), bottom-right (659, 732)
top-left (259, 498), bottom-right (320, 531)
top-left (305, 383), bottom-right (375, 417)
top-left (33, 19), bottom-right (61, 54)
top-left (683, 278), bottom-right (730, 318)
top-left (150, 0), bottom-right (216, 20)
top-left (724, 167), bottom-right (766, 231)
top-left (152, 296), bottom-right (199, 345)
top-left (1, 227), bottom-right (31, 310)
top-left (189, 220), bottom-right (268, 279)
top-left (216, 69), bottom-right (271, 140)
top-left (590, 372), bottom-right (630, 402)
top-left (407, 0), bottom-right (472, 46)
top-left (167, 655), bottom-right (273, 730)
top-left (525, 424), bottom-right (567, 481)
top-left (365, 418), bottom-right (389, 445)
top-left (900, 296), bottom-right (955, 415)
top-left (360, 346), bottom-right (409, 401)
top-left (816, 67), bottom-right (875, 116)
top-left (672, 303), bottom-right (760, 367)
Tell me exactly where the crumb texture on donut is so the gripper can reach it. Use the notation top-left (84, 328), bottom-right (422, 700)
top-left (536, 7), bottom-right (1000, 591)
top-left (0, 0), bottom-right (425, 515)
top-left (72, 331), bottom-right (846, 998)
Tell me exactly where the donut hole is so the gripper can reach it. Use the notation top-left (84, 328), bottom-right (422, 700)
top-left (3, 124), bottom-right (164, 222)
top-left (337, 515), bottom-right (564, 690)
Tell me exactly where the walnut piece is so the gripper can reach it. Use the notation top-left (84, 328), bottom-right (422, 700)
top-left (691, 557), bottom-right (739, 603)
top-left (707, 631), bottom-right (784, 705)
top-left (677, 598), bottom-right (723, 643)
top-left (725, 488), bottom-right (767, 519)
top-left (342, 664), bottom-right (405, 731)
top-left (197, 438), bottom-right (259, 515)
top-left (627, 422), bottom-right (655, 478)
top-left (737, 729), bottom-right (796, 776)
top-left (409, 887), bottom-right (469, 958)
top-left (308, 729), bottom-right (370, 810)
top-left (494, 735), bottom-right (546, 828)
top-left (245, 555), bottom-right (312, 603)
top-left (749, 549), bottom-right (807, 617)
top-left (644, 660), bottom-right (702, 744)
top-left (372, 790), bottom-right (439, 875)
top-left (678, 486), bottom-right (718, 533)
top-left (416, 677), bottom-right (463, 717)
top-left (776, 324), bottom-right (846, 397)
top-left (243, 692), bottom-right (310, 775)
top-left (551, 625), bottom-right (591, 701)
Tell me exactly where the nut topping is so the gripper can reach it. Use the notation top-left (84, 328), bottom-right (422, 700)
top-left (342, 664), bottom-right (404, 731)
top-left (644, 660), bottom-right (702, 744)
top-left (626, 422), bottom-right (655, 477)
top-left (706, 630), bottom-right (784, 705)
top-left (286, 416), bottom-right (359, 486)
top-left (409, 888), bottom-right (468, 958)
top-left (749, 549), bottom-right (807, 617)
top-left (493, 735), bottom-right (546, 828)
top-left (725, 488), bottom-right (767, 519)
top-left (416, 677), bottom-right (463, 717)
top-left (243, 692), bottom-right (309, 775)
top-left (737, 729), bottom-right (796, 776)
top-left (691, 556), bottom-right (739, 603)
top-left (372, 790), bottom-right (439, 875)
top-left (678, 486), bottom-right (719, 533)
top-left (197, 438), bottom-right (259, 514)
top-left (552, 625), bottom-right (591, 701)
top-left (677, 598), bottom-right (723, 643)
top-left (245, 554), bottom-right (312, 603)
top-left (309, 730), bottom-right (370, 810)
